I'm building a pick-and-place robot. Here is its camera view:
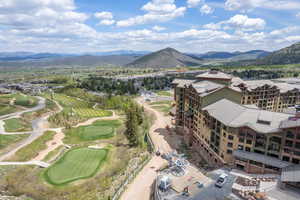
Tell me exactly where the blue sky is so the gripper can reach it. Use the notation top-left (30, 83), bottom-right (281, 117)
top-left (0, 0), bottom-right (300, 53)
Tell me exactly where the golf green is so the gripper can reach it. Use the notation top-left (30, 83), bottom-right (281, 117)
top-left (45, 148), bottom-right (108, 185)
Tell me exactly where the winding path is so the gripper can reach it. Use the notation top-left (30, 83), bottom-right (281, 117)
top-left (0, 96), bottom-right (120, 166)
top-left (120, 97), bottom-right (172, 200)
top-left (0, 97), bottom-right (62, 163)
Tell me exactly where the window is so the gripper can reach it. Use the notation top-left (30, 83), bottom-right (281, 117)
top-left (295, 142), bottom-right (300, 149)
top-left (245, 147), bottom-right (251, 152)
top-left (294, 151), bottom-right (300, 157)
top-left (227, 149), bottom-right (232, 154)
top-left (246, 140), bottom-right (252, 145)
top-left (239, 138), bottom-right (245, 143)
top-left (227, 142), bottom-right (233, 148)
top-left (282, 156), bottom-right (290, 162)
top-left (250, 160), bottom-right (263, 167)
top-left (286, 131), bottom-right (295, 139)
top-left (285, 140), bottom-right (293, 147)
top-left (238, 145), bottom-right (244, 150)
top-left (228, 135), bottom-right (234, 140)
top-left (292, 158), bottom-right (300, 164)
top-left (297, 134), bottom-right (300, 140)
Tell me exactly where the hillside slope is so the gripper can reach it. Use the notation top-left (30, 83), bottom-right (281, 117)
top-left (257, 42), bottom-right (300, 65)
top-left (127, 47), bottom-right (203, 68)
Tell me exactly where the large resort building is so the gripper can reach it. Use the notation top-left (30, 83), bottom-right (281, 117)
top-left (173, 70), bottom-right (300, 187)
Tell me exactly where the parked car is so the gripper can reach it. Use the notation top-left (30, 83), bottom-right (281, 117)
top-left (215, 173), bottom-right (228, 188)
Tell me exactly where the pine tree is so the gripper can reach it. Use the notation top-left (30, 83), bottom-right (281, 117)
top-left (125, 106), bottom-right (139, 146)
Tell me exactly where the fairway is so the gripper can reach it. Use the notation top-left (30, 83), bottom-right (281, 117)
top-left (45, 148), bottom-right (108, 185)
top-left (0, 104), bottom-right (18, 116)
top-left (44, 93), bottom-right (111, 118)
top-left (64, 120), bottom-right (121, 143)
top-left (3, 118), bottom-right (32, 132)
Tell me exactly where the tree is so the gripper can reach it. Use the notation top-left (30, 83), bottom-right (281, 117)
top-left (125, 105), bottom-right (139, 146)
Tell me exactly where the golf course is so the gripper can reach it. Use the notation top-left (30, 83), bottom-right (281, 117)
top-left (45, 147), bottom-right (108, 185)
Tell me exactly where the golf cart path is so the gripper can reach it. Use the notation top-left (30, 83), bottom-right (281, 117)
top-left (0, 161), bottom-right (50, 168)
top-left (0, 97), bottom-right (61, 162)
top-left (0, 95), bottom-right (120, 167)
top-left (121, 97), bottom-right (172, 200)
top-left (32, 111), bottom-right (119, 161)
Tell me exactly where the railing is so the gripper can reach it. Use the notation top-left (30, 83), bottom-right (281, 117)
top-left (112, 130), bottom-right (155, 200)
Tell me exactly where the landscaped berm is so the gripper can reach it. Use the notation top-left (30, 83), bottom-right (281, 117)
top-left (45, 147), bottom-right (108, 185)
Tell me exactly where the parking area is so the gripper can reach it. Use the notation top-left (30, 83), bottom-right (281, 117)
top-left (192, 169), bottom-right (238, 200)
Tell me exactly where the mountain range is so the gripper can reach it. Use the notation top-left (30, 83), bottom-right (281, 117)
top-left (0, 42), bottom-right (299, 67)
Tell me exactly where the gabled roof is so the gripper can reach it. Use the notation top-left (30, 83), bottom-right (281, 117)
top-left (232, 79), bottom-right (300, 93)
top-left (203, 99), bottom-right (293, 133)
top-left (196, 71), bottom-right (232, 80)
top-left (191, 81), bottom-right (224, 96)
top-left (172, 79), bottom-right (195, 88)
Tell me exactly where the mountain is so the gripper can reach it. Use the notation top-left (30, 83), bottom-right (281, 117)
top-left (189, 50), bottom-right (270, 61)
top-left (87, 50), bottom-right (151, 56)
top-left (0, 55), bottom-right (139, 67)
top-left (0, 52), bottom-right (75, 61)
top-left (257, 42), bottom-right (300, 65)
top-left (127, 47), bottom-right (203, 68)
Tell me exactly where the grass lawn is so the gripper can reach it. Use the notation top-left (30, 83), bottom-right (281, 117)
top-left (0, 134), bottom-right (28, 151)
top-left (12, 94), bottom-right (38, 108)
top-left (149, 100), bottom-right (172, 106)
top-left (0, 104), bottom-right (18, 116)
top-left (151, 105), bottom-right (172, 115)
top-left (156, 90), bottom-right (173, 97)
top-left (3, 118), bottom-right (32, 132)
top-left (64, 120), bottom-right (121, 144)
top-left (45, 147), bottom-right (108, 185)
top-left (43, 93), bottom-right (112, 118)
top-left (7, 131), bottom-right (56, 161)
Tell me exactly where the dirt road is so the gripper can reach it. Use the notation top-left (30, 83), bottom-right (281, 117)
top-left (120, 97), bottom-right (173, 200)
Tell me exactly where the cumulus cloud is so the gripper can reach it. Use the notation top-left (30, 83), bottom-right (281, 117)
top-left (200, 4), bottom-right (214, 15)
top-left (0, 0), bottom-right (299, 54)
top-left (187, 0), bottom-right (202, 8)
top-left (204, 14), bottom-right (265, 31)
top-left (152, 25), bottom-right (166, 31)
top-left (94, 11), bottom-right (113, 19)
top-left (225, 0), bottom-right (300, 12)
top-left (98, 19), bottom-right (115, 26)
top-left (116, 0), bottom-right (186, 27)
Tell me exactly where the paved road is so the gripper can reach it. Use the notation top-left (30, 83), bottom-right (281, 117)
top-left (121, 97), bottom-right (172, 200)
top-left (0, 97), bottom-right (62, 162)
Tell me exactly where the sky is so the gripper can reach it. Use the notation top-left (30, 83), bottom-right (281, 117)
top-left (0, 0), bottom-right (300, 53)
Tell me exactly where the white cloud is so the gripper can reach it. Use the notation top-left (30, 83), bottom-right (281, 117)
top-left (116, 0), bottom-right (186, 27)
top-left (270, 26), bottom-right (300, 36)
top-left (225, 0), bottom-right (300, 12)
top-left (227, 14), bottom-right (265, 30)
top-left (200, 4), bottom-right (214, 15)
top-left (0, 0), bottom-right (299, 54)
top-left (94, 11), bottom-right (113, 19)
top-left (204, 14), bottom-right (265, 31)
top-left (203, 23), bottom-right (221, 30)
top-left (297, 12), bottom-right (300, 18)
top-left (99, 19), bottom-right (115, 26)
top-left (152, 25), bottom-right (166, 31)
top-left (187, 0), bottom-right (202, 8)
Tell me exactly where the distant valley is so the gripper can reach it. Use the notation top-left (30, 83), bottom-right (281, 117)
top-left (0, 42), bottom-right (299, 68)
